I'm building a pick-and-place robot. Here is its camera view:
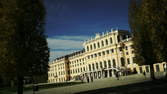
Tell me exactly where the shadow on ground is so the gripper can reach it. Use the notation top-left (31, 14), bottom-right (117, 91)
top-left (75, 79), bottom-right (167, 94)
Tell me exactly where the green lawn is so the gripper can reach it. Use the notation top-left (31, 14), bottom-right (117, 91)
top-left (2, 73), bottom-right (167, 94)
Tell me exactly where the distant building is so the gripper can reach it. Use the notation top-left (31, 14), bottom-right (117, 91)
top-left (48, 28), bottom-right (167, 83)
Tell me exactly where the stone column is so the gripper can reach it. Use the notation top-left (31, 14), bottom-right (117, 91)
top-left (107, 70), bottom-right (110, 77)
top-left (112, 69), bottom-right (115, 77)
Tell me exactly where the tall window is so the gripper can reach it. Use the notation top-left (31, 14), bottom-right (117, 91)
top-left (108, 60), bottom-right (111, 68)
top-left (98, 52), bottom-right (101, 56)
top-left (87, 46), bottom-right (89, 51)
top-left (91, 54), bottom-right (93, 58)
top-left (89, 64), bottom-right (91, 71)
top-left (97, 42), bottom-right (100, 48)
top-left (96, 63), bottom-right (98, 69)
top-left (94, 43), bottom-right (96, 49)
top-left (139, 67), bottom-right (142, 73)
top-left (94, 53), bottom-right (97, 57)
top-left (121, 57), bottom-right (125, 66)
top-left (102, 51), bottom-right (105, 55)
top-left (111, 49), bottom-right (114, 53)
top-left (92, 64), bottom-right (95, 71)
top-left (105, 39), bottom-right (108, 45)
top-left (110, 37), bottom-right (113, 44)
top-left (106, 50), bottom-right (109, 54)
top-left (127, 58), bottom-right (130, 64)
top-left (104, 61), bottom-right (107, 68)
top-left (90, 45), bottom-right (93, 50)
top-left (100, 62), bottom-right (103, 68)
top-left (113, 59), bottom-right (116, 68)
top-left (101, 40), bottom-right (104, 47)
top-left (156, 65), bottom-right (160, 72)
top-left (145, 66), bottom-right (149, 73)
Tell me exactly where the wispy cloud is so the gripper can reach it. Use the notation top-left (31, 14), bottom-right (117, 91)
top-left (47, 35), bottom-right (90, 61)
top-left (48, 35), bottom-right (91, 41)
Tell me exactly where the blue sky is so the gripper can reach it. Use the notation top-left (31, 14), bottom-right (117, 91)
top-left (43, 0), bottom-right (130, 61)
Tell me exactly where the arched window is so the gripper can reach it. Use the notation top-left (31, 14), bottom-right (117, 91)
top-left (96, 63), bottom-right (98, 69)
top-left (94, 43), bottom-right (96, 49)
top-left (105, 39), bottom-right (108, 45)
top-left (90, 45), bottom-right (93, 50)
top-left (87, 46), bottom-right (89, 51)
top-left (104, 61), bottom-right (107, 68)
top-left (113, 59), bottom-right (116, 68)
top-left (101, 40), bottom-right (104, 47)
top-left (97, 42), bottom-right (100, 48)
top-left (108, 60), bottom-right (111, 68)
top-left (121, 57), bottom-right (125, 66)
top-left (92, 63), bottom-right (95, 71)
top-left (89, 64), bottom-right (91, 71)
top-left (100, 62), bottom-right (103, 68)
top-left (110, 37), bottom-right (113, 44)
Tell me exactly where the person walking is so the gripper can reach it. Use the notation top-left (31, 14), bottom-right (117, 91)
top-left (115, 71), bottom-right (120, 80)
top-left (86, 75), bottom-right (89, 83)
top-left (143, 71), bottom-right (146, 78)
top-left (90, 76), bottom-right (93, 82)
top-left (80, 76), bottom-right (84, 83)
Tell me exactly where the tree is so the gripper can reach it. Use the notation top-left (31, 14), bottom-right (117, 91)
top-left (129, 0), bottom-right (167, 80)
top-left (0, 0), bottom-right (49, 94)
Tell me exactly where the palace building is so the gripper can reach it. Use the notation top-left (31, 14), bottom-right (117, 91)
top-left (48, 29), bottom-right (167, 83)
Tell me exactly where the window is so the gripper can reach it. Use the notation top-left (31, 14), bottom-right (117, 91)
top-left (78, 68), bottom-right (80, 73)
top-left (106, 50), bottom-right (109, 54)
top-left (121, 57), bottom-right (125, 66)
top-left (111, 49), bottom-right (114, 53)
top-left (126, 52), bottom-right (129, 55)
top-left (139, 67), bottom-right (142, 73)
top-left (92, 64), bottom-right (95, 71)
top-left (91, 54), bottom-right (93, 58)
top-left (108, 60), bottom-right (111, 68)
top-left (87, 46), bottom-right (89, 51)
top-left (87, 55), bottom-right (90, 59)
top-left (156, 65), bottom-right (160, 72)
top-left (97, 42), bottom-right (100, 48)
top-left (89, 64), bottom-right (91, 71)
top-left (98, 52), bottom-right (101, 56)
top-left (145, 66), bottom-right (149, 73)
top-left (127, 58), bottom-right (130, 64)
top-left (94, 43), bottom-right (96, 49)
top-left (96, 63), bottom-right (98, 69)
top-left (113, 59), bottom-right (116, 68)
top-left (101, 40), bottom-right (104, 47)
top-left (81, 68), bottom-right (82, 72)
top-left (94, 53), bottom-right (97, 57)
top-left (102, 51), bottom-right (105, 55)
top-left (90, 45), bottom-right (93, 50)
top-left (104, 61), bottom-right (107, 68)
top-left (119, 47), bottom-right (122, 51)
top-left (125, 46), bottom-right (128, 50)
top-left (83, 67), bottom-right (85, 71)
top-left (110, 37), bottom-right (113, 44)
top-left (105, 39), bottom-right (108, 45)
top-left (100, 62), bottom-right (103, 68)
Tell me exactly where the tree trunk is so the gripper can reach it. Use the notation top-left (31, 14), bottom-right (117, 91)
top-left (150, 64), bottom-right (156, 80)
top-left (17, 75), bottom-right (23, 94)
top-left (10, 80), bottom-right (15, 88)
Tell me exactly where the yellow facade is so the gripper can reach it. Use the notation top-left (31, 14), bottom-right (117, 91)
top-left (48, 29), bottom-right (167, 83)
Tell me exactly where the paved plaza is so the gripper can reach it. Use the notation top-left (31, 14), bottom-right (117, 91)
top-left (23, 74), bottom-right (153, 94)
